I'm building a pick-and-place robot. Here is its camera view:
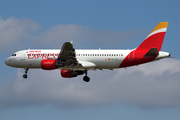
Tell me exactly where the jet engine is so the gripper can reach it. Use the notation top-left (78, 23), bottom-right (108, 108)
top-left (41, 59), bottom-right (64, 70)
top-left (61, 70), bottom-right (84, 78)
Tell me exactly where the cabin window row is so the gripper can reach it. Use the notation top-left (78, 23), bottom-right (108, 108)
top-left (76, 54), bottom-right (123, 56)
top-left (27, 53), bottom-right (124, 57)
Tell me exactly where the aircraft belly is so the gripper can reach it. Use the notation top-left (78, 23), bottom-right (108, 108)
top-left (94, 60), bottom-right (121, 69)
top-left (26, 59), bottom-right (41, 68)
top-left (16, 59), bottom-right (41, 68)
top-left (73, 57), bottom-right (124, 70)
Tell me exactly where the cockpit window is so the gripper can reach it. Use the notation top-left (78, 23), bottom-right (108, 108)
top-left (12, 54), bottom-right (16, 56)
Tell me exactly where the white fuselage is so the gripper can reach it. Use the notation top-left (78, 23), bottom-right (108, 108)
top-left (5, 49), bottom-right (170, 70)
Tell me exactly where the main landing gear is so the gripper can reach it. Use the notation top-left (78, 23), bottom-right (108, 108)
top-left (83, 76), bottom-right (90, 82)
top-left (23, 68), bottom-right (29, 79)
top-left (83, 70), bottom-right (90, 82)
top-left (70, 70), bottom-right (90, 82)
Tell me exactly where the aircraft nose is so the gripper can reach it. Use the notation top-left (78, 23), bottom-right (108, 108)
top-left (5, 58), bottom-right (11, 66)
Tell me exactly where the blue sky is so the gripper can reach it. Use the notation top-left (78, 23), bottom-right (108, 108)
top-left (0, 0), bottom-right (180, 120)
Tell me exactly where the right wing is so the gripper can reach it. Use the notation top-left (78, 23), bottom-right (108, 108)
top-left (57, 42), bottom-right (80, 67)
top-left (57, 41), bottom-right (97, 70)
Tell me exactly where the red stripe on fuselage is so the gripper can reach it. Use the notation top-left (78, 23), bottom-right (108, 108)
top-left (119, 50), bottom-right (157, 68)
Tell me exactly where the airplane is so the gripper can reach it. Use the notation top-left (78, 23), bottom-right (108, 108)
top-left (5, 22), bottom-right (171, 82)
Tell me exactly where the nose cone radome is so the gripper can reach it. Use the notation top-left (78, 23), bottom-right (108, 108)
top-left (5, 58), bottom-right (12, 66)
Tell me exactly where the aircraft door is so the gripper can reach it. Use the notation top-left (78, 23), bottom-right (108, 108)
top-left (128, 51), bottom-right (134, 61)
top-left (20, 52), bottom-right (26, 60)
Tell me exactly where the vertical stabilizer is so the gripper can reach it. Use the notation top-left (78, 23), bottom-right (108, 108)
top-left (119, 22), bottom-right (169, 68)
top-left (136, 22), bottom-right (168, 51)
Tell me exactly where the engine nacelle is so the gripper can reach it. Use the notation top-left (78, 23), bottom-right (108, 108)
top-left (61, 70), bottom-right (74, 78)
top-left (41, 59), bottom-right (64, 70)
top-left (61, 70), bottom-right (84, 78)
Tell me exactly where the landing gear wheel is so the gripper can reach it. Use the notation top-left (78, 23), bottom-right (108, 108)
top-left (23, 74), bottom-right (28, 79)
top-left (83, 76), bottom-right (90, 82)
top-left (23, 68), bottom-right (29, 79)
top-left (70, 71), bottom-right (78, 77)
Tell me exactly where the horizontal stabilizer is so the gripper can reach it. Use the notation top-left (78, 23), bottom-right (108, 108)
top-left (144, 48), bottom-right (159, 57)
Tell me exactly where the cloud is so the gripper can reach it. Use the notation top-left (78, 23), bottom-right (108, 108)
top-left (0, 16), bottom-right (148, 52)
top-left (1, 58), bottom-right (180, 109)
top-left (0, 16), bottom-right (41, 52)
top-left (33, 24), bottom-right (148, 49)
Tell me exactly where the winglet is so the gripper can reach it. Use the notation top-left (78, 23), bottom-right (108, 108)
top-left (69, 39), bottom-right (74, 44)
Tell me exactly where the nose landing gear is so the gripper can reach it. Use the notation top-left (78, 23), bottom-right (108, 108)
top-left (23, 68), bottom-right (29, 78)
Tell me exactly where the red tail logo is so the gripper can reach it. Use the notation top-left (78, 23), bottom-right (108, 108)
top-left (120, 22), bottom-right (169, 68)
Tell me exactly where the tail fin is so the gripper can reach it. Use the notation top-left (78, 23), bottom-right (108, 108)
top-left (136, 22), bottom-right (168, 51)
top-left (119, 22), bottom-right (169, 68)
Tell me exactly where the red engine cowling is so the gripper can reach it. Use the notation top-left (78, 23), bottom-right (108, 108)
top-left (41, 59), bottom-right (57, 70)
top-left (61, 70), bottom-right (74, 78)
top-left (61, 70), bottom-right (84, 78)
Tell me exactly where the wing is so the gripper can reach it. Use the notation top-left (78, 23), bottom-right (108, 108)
top-left (57, 42), bottom-right (79, 67)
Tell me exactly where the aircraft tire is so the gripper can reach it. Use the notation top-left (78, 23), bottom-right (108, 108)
top-left (23, 74), bottom-right (28, 79)
top-left (83, 76), bottom-right (90, 82)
